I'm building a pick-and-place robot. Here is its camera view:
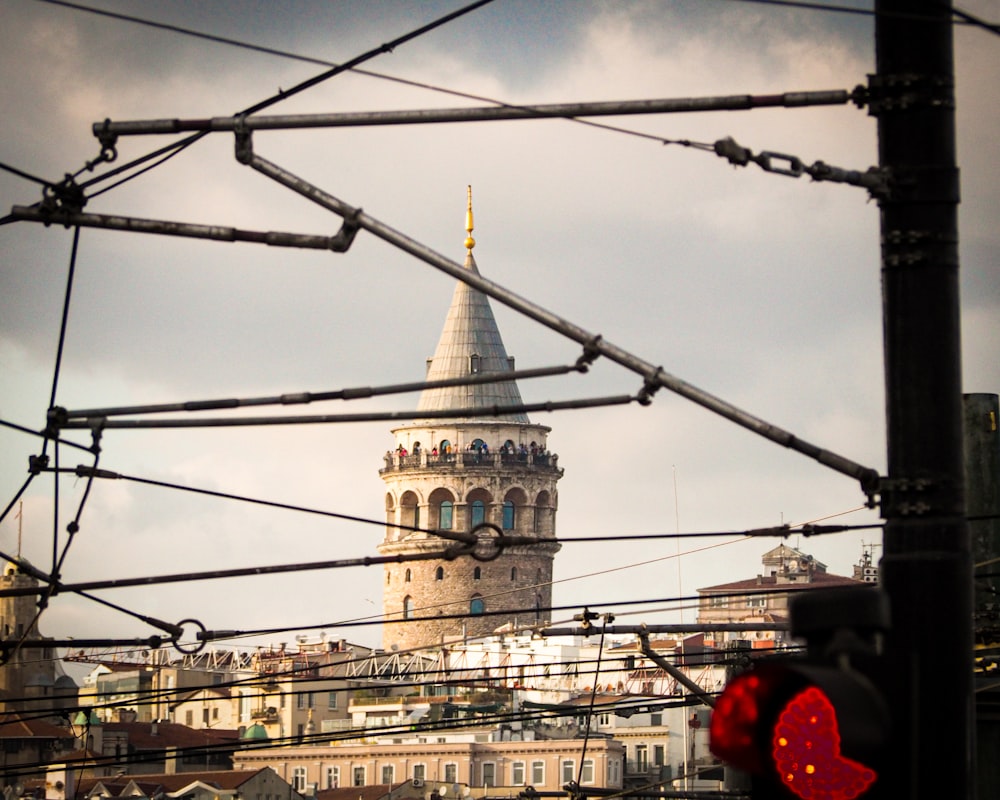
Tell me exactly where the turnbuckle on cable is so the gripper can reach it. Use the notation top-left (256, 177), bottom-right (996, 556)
top-left (713, 136), bottom-right (889, 199)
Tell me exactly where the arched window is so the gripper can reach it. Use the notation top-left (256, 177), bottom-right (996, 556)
top-left (511, 567), bottom-right (518, 581)
top-left (474, 566), bottom-right (482, 580)
top-left (502, 500), bottom-right (515, 530)
top-left (435, 566), bottom-right (445, 581)
top-left (400, 491), bottom-right (420, 530)
top-left (403, 596), bottom-right (414, 619)
top-left (470, 595), bottom-right (485, 615)
top-left (535, 594), bottom-right (542, 620)
top-left (405, 568), bottom-right (411, 583)
top-left (440, 500), bottom-right (454, 530)
top-left (386, 571), bottom-right (391, 584)
top-left (471, 500), bottom-right (486, 527)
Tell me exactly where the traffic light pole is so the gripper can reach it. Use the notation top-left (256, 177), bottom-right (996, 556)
top-left (875, 1), bottom-right (974, 798)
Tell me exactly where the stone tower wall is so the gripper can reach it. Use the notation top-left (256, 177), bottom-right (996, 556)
top-left (379, 421), bottom-right (562, 652)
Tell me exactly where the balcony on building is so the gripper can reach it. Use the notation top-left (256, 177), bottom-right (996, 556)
top-left (381, 450), bottom-right (559, 474)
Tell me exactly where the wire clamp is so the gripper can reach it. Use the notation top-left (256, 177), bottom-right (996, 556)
top-left (234, 123), bottom-right (253, 165)
top-left (467, 523), bottom-right (506, 562)
top-left (574, 335), bottom-right (603, 372)
top-left (28, 454), bottom-right (49, 475)
top-left (171, 618), bottom-right (208, 654)
top-left (637, 367), bottom-right (663, 406)
top-left (574, 607), bottom-right (600, 632)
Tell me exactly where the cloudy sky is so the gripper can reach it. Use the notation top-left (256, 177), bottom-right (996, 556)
top-left (1, 0), bottom-right (997, 655)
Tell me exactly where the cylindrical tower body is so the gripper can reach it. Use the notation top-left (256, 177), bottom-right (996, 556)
top-left (378, 188), bottom-right (562, 651)
top-left (380, 420), bottom-right (561, 651)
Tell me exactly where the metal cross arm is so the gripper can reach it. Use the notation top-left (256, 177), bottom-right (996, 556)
top-left (91, 89), bottom-right (864, 137)
top-left (7, 204), bottom-right (356, 252)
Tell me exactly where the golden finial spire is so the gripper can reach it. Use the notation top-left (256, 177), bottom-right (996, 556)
top-left (464, 185), bottom-right (476, 252)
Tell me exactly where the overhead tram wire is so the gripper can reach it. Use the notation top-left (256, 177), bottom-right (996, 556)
top-left (714, 0), bottom-right (999, 31)
top-left (54, 356), bottom-right (597, 420)
top-left (24, 0), bottom-right (497, 204)
top-left (0, 464), bottom-right (877, 601)
top-left (6, 1), bottom-right (502, 668)
top-left (4, 692), bottom-right (718, 780)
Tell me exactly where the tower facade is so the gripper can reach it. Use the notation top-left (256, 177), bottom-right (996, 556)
top-left (378, 190), bottom-right (562, 652)
top-left (0, 559), bottom-right (78, 719)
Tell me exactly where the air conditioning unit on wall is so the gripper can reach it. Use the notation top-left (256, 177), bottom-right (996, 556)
top-left (412, 779), bottom-right (425, 788)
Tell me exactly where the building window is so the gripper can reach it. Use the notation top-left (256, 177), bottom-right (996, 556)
top-left (502, 501), bottom-right (515, 530)
top-left (292, 767), bottom-right (307, 792)
top-left (581, 760), bottom-right (594, 784)
top-left (328, 691), bottom-right (338, 710)
top-left (512, 761), bottom-right (526, 785)
top-left (440, 501), bottom-right (454, 530)
top-left (403, 596), bottom-right (414, 619)
top-left (532, 761), bottom-right (545, 785)
top-left (444, 763), bottom-right (458, 783)
top-left (474, 566), bottom-right (481, 580)
top-left (482, 762), bottom-right (496, 787)
top-left (353, 766), bottom-right (366, 786)
top-left (405, 568), bottom-right (411, 582)
top-left (650, 713), bottom-right (662, 726)
top-left (436, 566), bottom-right (445, 581)
top-left (413, 764), bottom-right (426, 782)
top-left (470, 354), bottom-right (481, 373)
top-left (562, 760), bottom-right (575, 784)
top-left (382, 765), bottom-right (394, 784)
top-left (297, 692), bottom-right (313, 710)
top-left (608, 759), bottom-right (621, 786)
top-left (653, 745), bottom-right (665, 766)
top-left (511, 566), bottom-right (518, 581)
top-left (471, 500), bottom-right (486, 527)
top-left (326, 766), bottom-right (340, 789)
top-left (470, 595), bottom-right (485, 615)
top-left (636, 745), bottom-right (648, 771)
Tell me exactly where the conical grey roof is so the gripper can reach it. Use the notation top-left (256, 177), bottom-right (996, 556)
top-left (416, 251), bottom-right (529, 423)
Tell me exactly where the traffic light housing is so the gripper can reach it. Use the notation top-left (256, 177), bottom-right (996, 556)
top-left (709, 587), bottom-right (891, 800)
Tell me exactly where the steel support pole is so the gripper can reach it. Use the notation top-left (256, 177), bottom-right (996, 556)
top-left (874, 1), bottom-right (973, 797)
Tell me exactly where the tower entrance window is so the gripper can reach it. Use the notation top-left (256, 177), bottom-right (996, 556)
top-left (470, 595), bottom-right (485, 615)
top-left (403, 596), bottom-right (414, 619)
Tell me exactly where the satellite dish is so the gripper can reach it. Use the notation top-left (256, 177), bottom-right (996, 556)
top-left (439, 786), bottom-right (447, 796)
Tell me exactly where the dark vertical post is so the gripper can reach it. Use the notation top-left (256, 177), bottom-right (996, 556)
top-left (874, 1), bottom-right (973, 798)
top-left (966, 393), bottom-right (1000, 798)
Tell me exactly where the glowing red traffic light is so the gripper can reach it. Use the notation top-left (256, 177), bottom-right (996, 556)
top-left (772, 685), bottom-right (877, 800)
top-left (710, 664), bottom-right (884, 800)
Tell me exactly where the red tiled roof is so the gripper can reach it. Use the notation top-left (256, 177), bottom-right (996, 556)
top-left (317, 785), bottom-right (396, 800)
top-left (0, 715), bottom-right (74, 739)
top-left (101, 721), bottom-right (239, 750)
top-left (698, 572), bottom-right (863, 593)
top-left (76, 768), bottom-right (267, 795)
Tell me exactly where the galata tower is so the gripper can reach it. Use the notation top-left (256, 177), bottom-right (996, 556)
top-left (378, 188), bottom-right (562, 652)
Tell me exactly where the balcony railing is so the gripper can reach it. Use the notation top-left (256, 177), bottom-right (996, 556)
top-left (382, 452), bottom-right (559, 473)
